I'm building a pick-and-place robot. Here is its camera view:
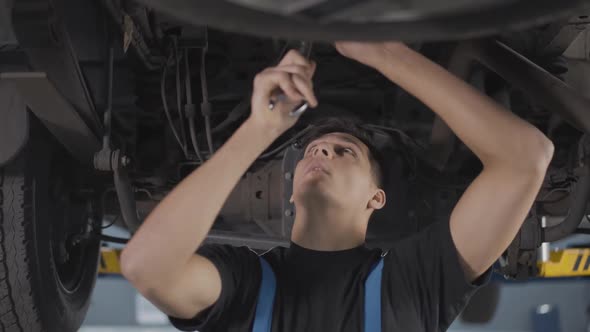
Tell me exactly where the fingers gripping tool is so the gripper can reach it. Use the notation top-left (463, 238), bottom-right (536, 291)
top-left (268, 41), bottom-right (313, 117)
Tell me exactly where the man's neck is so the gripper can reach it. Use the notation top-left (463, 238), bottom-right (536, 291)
top-left (290, 206), bottom-right (367, 251)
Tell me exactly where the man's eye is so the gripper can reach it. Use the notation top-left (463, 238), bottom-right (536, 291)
top-left (342, 147), bottom-right (357, 157)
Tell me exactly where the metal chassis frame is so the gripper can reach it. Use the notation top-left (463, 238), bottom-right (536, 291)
top-left (208, 39), bottom-right (590, 251)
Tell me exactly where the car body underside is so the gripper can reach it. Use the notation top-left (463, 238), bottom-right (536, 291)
top-left (2, 0), bottom-right (590, 281)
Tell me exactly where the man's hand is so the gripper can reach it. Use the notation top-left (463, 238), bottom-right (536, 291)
top-left (338, 40), bottom-right (554, 281)
top-left (334, 41), bottom-right (405, 69)
top-left (249, 49), bottom-right (318, 136)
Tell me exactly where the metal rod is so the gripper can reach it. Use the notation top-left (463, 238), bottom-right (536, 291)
top-left (461, 39), bottom-right (590, 134)
top-left (114, 166), bottom-right (141, 232)
top-left (161, 52), bottom-right (185, 153)
top-left (185, 48), bottom-right (194, 105)
top-left (103, 43), bottom-right (114, 149)
top-left (200, 47), bottom-right (215, 155)
top-left (185, 48), bottom-right (204, 163)
top-left (173, 37), bottom-right (188, 154)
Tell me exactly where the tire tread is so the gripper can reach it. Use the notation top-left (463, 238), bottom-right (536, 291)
top-left (0, 164), bottom-right (41, 332)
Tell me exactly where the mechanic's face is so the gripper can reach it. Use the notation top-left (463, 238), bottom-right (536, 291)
top-left (291, 132), bottom-right (385, 214)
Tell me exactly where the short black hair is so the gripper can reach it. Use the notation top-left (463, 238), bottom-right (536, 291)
top-left (300, 117), bottom-right (387, 189)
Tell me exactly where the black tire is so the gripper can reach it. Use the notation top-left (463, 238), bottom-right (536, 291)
top-left (0, 118), bottom-right (101, 332)
top-left (140, 0), bottom-right (587, 42)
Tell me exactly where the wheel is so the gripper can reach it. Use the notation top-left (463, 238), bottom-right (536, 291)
top-left (140, 0), bottom-right (587, 42)
top-left (0, 117), bottom-right (101, 332)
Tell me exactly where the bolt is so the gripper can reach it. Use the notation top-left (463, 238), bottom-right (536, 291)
top-left (284, 209), bottom-right (293, 217)
top-left (121, 156), bottom-right (131, 167)
top-left (70, 234), bottom-right (86, 247)
top-left (284, 172), bottom-right (292, 180)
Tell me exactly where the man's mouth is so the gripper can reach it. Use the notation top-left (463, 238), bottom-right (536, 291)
top-left (305, 161), bottom-right (329, 175)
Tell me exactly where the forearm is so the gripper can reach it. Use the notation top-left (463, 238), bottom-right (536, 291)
top-left (121, 118), bottom-right (277, 283)
top-left (376, 44), bottom-right (553, 169)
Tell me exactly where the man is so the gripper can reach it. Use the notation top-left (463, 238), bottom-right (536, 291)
top-left (120, 41), bottom-right (554, 331)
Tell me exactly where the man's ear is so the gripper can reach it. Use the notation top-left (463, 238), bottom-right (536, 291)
top-left (367, 189), bottom-right (386, 210)
top-left (289, 195), bottom-right (294, 204)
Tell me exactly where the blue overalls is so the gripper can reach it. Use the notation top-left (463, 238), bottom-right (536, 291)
top-left (252, 254), bottom-right (386, 332)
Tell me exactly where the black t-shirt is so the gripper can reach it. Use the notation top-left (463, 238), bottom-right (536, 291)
top-left (169, 221), bottom-right (491, 332)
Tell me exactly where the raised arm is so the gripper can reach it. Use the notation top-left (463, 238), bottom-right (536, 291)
top-left (120, 50), bottom-right (317, 318)
top-left (336, 42), bottom-right (554, 281)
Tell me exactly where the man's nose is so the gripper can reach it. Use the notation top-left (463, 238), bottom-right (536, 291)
top-left (313, 144), bottom-right (332, 158)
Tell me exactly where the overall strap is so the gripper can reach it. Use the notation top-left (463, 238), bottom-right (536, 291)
top-left (364, 256), bottom-right (385, 332)
top-left (252, 256), bottom-right (276, 332)
top-left (253, 253), bottom-right (384, 332)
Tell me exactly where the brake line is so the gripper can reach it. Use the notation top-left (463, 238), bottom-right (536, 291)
top-left (185, 48), bottom-right (204, 163)
top-left (200, 44), bottom-right (215, 156)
